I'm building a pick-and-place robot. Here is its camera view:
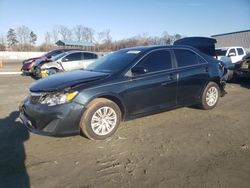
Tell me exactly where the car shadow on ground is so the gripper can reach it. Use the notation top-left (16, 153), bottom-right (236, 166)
top-left (0, 111), bottom-right (30, 188)
top-left (231, 77), bottom-right (250, 90)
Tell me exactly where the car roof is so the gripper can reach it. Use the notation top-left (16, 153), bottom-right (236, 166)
top-left (65, 50), bottom-right (97, 54)
top-left (216, 46), bottom-right (244, 50)
top-left (119, 45), bottom-right (200, 54)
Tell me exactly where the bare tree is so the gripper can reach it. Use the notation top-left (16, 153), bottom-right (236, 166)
top-left (73, 25), bottom-right (84, 41)
top-left (97, 30), bottom-right (112, 51)
top-left (16, 25), bottom-right (31, 45)
top-left (52, 25), bottom-right (60, 43)
top-left (82, 27), bottom-right (95, 42)
top-left (45, 32), bottom-right (51, 44)
top-left (59, 25), bottom-right (72, 41)
top-left (0, 35), bottom-right (6, 51)
top-left (73, 25), bottom-right (95, 42)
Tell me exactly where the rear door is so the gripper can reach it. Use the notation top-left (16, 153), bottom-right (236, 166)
top-left (123, 49), bottom-right (178, 117)
top-left (61, 52), bottom-right (82, 71)
top-left (236, 48), bottom-right (246, 62)
top-left (173, 48), bottom-right (209, 105)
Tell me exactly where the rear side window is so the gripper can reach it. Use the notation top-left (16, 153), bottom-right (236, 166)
top-left (237, 48), bottom-right (244, 55)
top-left (174, 49), bottom-right (200, 67)
top-left (135, 50), bottom-right (172, 72)
top-left (64, 52), bottom-right (81, 61)
top-left (84, 52), bottom-right (98, 60)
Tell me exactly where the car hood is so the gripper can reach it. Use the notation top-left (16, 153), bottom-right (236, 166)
top-left (30, 70), bottom-right (109, 92)
top-left (23, 56), bottom-right (46, 64)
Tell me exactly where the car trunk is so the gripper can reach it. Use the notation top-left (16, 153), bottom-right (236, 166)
top-left (174, 37), bottom-right (217, 56)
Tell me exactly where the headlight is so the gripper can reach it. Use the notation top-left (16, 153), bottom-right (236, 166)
top-left (40, 91), bottom-right (78, 106)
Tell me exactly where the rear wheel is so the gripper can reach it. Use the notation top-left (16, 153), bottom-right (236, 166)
top-left (80, 98), bottom-right (121, 140)
top-left (200, 82), bottom-right (220, 110)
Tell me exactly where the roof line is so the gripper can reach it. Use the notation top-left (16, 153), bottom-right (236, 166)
top-left (211, 30), bottom-right (250, 37)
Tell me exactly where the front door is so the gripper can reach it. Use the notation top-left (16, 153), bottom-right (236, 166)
top-left (61, 52), bottom-right (82, 71)
top-left (123, 49), bottom-right (177, 117)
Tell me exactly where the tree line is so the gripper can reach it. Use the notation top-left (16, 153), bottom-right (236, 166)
top-left (0, 25), bottom-right (183, 52)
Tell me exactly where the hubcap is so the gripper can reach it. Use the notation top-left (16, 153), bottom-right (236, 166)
top-left (91, 107), bottom-right (117, 136)
top-left (206, 86), bottom-right (218, 106)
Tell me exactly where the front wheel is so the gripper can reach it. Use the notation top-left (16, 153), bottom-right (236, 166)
top-left (80, 98), bottom-right (121, 140)
top-left (200, 82), bottom-right (220, 110)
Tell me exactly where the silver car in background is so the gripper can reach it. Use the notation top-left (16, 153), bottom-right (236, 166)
top-left (36, 51), bottom-right (98, 78)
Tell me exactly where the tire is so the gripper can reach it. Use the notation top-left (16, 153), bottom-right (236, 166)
top-left (80, 98), bottom-right (121, 140)
top-left (200, 82), bottom-right (220, 110)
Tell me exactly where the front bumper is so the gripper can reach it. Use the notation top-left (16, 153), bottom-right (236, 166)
top-left (19, 97), bottom-right (84, 136)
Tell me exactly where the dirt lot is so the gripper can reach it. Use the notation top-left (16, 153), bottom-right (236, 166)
top-left (0, 69), bottom-right (250, 188)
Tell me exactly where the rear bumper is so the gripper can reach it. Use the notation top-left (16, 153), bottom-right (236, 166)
top-left (19, 97), bottom-right (84, 137)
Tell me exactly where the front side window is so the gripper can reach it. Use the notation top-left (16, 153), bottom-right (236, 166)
top-left (174, 49), bottom-right (199, 67)
top-left (64, 53), bottom-right (81, 62)
top-left (134, 50), bottom-right (172, 73)
top-left (228, 49), bottom-right (236, 56)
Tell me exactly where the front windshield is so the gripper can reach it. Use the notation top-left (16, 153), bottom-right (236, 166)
top-left (44, 50), bottom-right (56, 57)
top-left (51, 52), bottom-right (66, 61)
top-left (86, 50), bottom-right (141, 73)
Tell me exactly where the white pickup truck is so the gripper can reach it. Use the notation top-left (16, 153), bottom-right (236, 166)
top-left (216, 46), bottom-right (246, 64)
top-left (215, 47), bottom-right (246, 81)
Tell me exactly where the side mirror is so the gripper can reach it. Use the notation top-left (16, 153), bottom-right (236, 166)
top-left (228, 52), bottom-right (236, 57)
top-left (47, 55), bottom-right (52, 59)
top-left (131, 67), bottom-right (148, 76)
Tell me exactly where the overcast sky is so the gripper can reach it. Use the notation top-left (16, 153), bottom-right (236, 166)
top-left (0, 0), bottom-right (249, 44)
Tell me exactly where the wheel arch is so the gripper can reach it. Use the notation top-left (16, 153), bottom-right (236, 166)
top-left (209, 76), bottom-right (226, 96)
top-left (86, 94), bottom-right (126, 121)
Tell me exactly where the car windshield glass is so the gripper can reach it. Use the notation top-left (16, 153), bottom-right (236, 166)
top-left (216, 49), bottom-right (227, 56)
top-left (51, 53), bottom-right (66, 61)
top-left (44, 50), bottom-right (56, 57)
top-left (86, 50), bottom-right (141, 73)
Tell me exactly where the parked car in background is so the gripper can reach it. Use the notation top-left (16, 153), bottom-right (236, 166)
top-left (216, 47), bottom-right (246, 64)
top-left (19, 41), bottom-right (227, 140)
top-left (35, 51), bottom-right (98, 78)
top-left (21, 49), bottom-right (82, 75)
top-left (234, 52), bottom-right (250, 78)
top-left (215, 47), bottom-right (246, 81)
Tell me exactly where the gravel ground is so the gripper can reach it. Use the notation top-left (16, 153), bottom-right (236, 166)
top-left (0, 72), bottom-right (250, 188)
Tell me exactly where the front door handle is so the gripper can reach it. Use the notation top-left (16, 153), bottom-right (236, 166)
top-left (168, 73), bottom-right (175, 80)
top-left (161, 73), bottom-right (176, 86)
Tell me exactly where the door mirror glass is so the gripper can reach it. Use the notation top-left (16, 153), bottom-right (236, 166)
top-left (131, 67), bottom-right (148, 76)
